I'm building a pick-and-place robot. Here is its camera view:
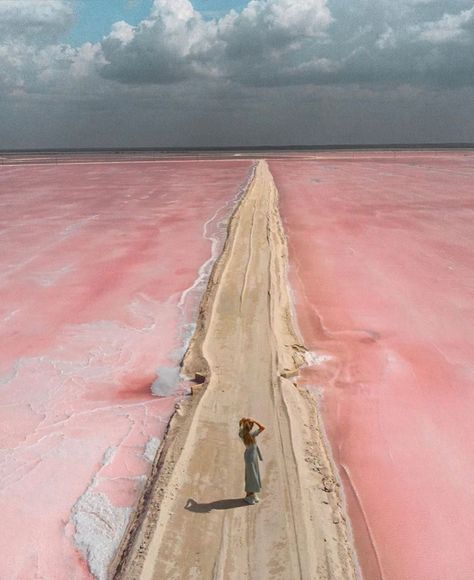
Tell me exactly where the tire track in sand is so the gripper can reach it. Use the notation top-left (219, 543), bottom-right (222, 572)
top-left (113, 161), bottom-right (359, 580)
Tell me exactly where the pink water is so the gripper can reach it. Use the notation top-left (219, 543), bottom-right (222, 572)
top-left (271, 152), bottom-right (474, 580)
top-left (0, 159), bottom-right (252, 579)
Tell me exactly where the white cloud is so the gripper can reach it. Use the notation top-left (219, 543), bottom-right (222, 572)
top-left (416, 7), bottom-right (474, 43)
top-left (0, 0), bottom-right (90, 95)
top-left (220, 0), bottom-right (333, 41)
top-left (375, 7), bottom-right (474, 49)
top-left (0, 40), bottom-right (102, 96)
top-left (108, 21), bottom-right (136, 44)
top-left (0, 0), bottom-right (73, 42)
top-left (1, 0), bottom-right (474, 149)
top-left (150, 0), bottom-right (196, 22)
top-left (100, 0), bottom-right (216, 84)
top-left (94, 0), bottom-right (474, 90)
top-left (3, 0), bottom-right (474, 96)
top-left (98, 0), bottom-right (333, 85)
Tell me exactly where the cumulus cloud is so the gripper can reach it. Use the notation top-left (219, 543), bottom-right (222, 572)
top-left (98, 0), bottom-right (333, 85)
top-left (0, 0), bottom-right (473, 147)
top-left (93, 0), bottom-right (474, 89)
top-left (0, 0), bottom-right (73, 42)
top-left (355, 4), bottom-right (474, 87)
top-left (416, 7), bottom-right (474, 43)
top-left (1, 0), bottom-right (473, 96)
top-left (0, 0), bottom-right (102, 96)
top-left (218, 0), bottom-right (332, 57)
top-left (216, 0), bottom-right (333, 85)
top-left (100, 0), bottom-right (216, 84)
top-left (0, 40), bottom-right (103, 97)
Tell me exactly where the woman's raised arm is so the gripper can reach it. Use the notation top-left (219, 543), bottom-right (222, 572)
top-left (251, 419), bottom-right (265, 432)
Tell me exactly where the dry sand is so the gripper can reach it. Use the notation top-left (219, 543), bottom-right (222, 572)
top-left (112, 161), bottom-right (358, 579)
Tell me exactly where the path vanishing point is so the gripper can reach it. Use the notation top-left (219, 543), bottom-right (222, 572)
top-left (112, 161), bottom-right (359, 580)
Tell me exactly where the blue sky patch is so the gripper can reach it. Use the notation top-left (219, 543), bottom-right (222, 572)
top-left (68, 0), bottom-right (249, 45)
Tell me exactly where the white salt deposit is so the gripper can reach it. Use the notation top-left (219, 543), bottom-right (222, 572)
top-left (143, 437), bottom-right (161, 463)
top-left (72, 489), bottom-right (131, 580)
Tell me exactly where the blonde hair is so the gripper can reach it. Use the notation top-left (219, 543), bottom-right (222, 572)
top-left (239, 418), bottom-right (255, 446)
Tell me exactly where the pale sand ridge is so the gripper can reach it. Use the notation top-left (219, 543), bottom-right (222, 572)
top-left (113, 161), bottom-right (358, 579)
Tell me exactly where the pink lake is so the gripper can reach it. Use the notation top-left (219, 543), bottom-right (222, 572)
top-left (0, 158), bottom-right (252, 579)
top-left (271, 151), bottom-right (474, 580)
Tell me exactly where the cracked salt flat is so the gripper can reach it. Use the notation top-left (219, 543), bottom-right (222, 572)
top-left (272, 151), bottom-right (474, 580)
top-left (0, 159), bottom-right (253, 579)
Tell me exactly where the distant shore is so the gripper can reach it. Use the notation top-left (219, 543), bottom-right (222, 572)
top-left (1, 145), bottom-right (473, 167)
top-left (1, 142), bottom-right (474, 156)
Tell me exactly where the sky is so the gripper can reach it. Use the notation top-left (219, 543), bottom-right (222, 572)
top-left (0, 0), bottom-right (473, 148)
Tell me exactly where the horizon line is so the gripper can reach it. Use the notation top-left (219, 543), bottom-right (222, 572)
top-left (1, 143), bottom-right (474, 155)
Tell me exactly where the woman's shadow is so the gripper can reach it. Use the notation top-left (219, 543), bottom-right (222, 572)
top-left (185, 497), bottom-right (247, 513)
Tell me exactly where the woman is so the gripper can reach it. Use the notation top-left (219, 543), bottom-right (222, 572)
top-left (239, 417), bottom-right (265, 505)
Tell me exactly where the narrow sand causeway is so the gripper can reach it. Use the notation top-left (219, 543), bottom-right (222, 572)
top-left (115, 161), bottom-right (358, 579)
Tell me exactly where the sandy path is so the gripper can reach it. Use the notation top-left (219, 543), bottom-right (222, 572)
top-left (114, 161), bottom-right (358, 579)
